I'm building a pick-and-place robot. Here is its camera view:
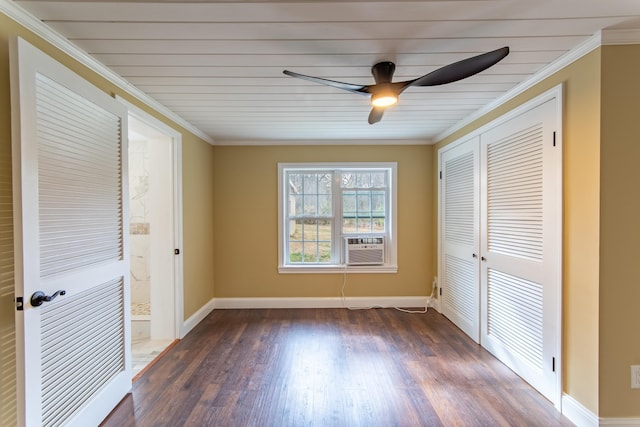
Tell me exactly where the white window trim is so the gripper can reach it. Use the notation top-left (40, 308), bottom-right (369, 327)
top-left (278, 162), bottom-right (398, 274)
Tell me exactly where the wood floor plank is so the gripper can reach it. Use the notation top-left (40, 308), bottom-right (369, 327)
top-left (101, 309), bottom-right (573, 427)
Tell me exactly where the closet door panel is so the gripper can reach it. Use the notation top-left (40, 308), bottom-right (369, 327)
top-left (480, 97), bottom-right (560, 404)
top-left (439, 137), bottom-right (480, 342)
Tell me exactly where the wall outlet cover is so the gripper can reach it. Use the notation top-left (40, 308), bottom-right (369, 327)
top-left (632, 365), bottom-right (640, 389)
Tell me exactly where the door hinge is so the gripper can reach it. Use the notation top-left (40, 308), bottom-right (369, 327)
top-left (552, 131), bottom-right (556, 147)
top-left (174, 248), bottom-right (180, 255)
top-left (439, 287), bottom-right (442, 296)
top-left (439, 171), bottom-right (442, 179)
top-left (552, 357), bottom-right (556, 372)
top-left (16, 297), bottom-right (24, 311)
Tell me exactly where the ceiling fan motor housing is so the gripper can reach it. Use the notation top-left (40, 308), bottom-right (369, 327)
top-left (371, 61), bottom-right (396, 84)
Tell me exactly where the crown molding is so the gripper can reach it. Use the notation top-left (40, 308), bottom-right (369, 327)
top-left (0, 0), bottom-right (215, 145)
top-left (601, 28), bottom-right (640, 45)
top-left (214, 138), bottom-right (431, 146)
top-left (436, 32), bottom-right (603, 142)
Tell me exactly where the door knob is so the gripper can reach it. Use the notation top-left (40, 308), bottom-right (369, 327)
top-left (31, 290), bottom-right (66, 307)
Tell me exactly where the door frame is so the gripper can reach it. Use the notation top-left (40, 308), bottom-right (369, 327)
top-left (118, 98), bottom-right (185, 339)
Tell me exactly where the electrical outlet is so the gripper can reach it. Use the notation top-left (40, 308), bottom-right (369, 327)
top-left (632, 365), bottom-right (640, 389)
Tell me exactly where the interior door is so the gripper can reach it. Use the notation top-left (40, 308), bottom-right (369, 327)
top-left (479, 97), bottom-right (560, 404)
top-left (11, 37), bottom-right (131, 426)
top-left (439, 136), bottom-right (480, 342)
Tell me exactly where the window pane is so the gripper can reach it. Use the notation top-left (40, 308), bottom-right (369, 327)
top-left (319, 241), bottom-right (332, 262)
top-left (356, 172), bottom-right (371, 188)
top-left (289, 219), bottom-right (303, 241)
top-left (358, 218), bottom-right (372, 232)
top-left (343, 218), bottom-right (357, 234)
top-left (287, 219), bottom-right (332, 264)
top-left (288, 173), bottom-right (302, 193)
top-left (303, 174), bottom-right (317, 194)
top-left (303, 242), bottom-right (318, 262)
top-left (289, 240), bottom-right (303, 263)
top-left (371, 172), bottom-right (386, 188)
top-left (317, 219), bottom-right (332, 241)
top-left (373, 218), bottom-right (385, 232)
top-left (318, 195), bottom-right (331, 216)
top-left (342, 188), bottom-right (387, 235)
top-left (303, 221), bottom-right (317, 241)
top-left (343, 191), bottom-right (355, 215)
top-left (290, 194), bottom-right (302, 216)
top-left (318, 173), bottom-right (332, 194)
top-left (357, 192), bottom-right (371, 213)
top-left (341, 172), bottom-right (354, 188)
top-left (303, 195), bottom-right (317, 215)
top-left (372, 192), bottom-right (385, 215)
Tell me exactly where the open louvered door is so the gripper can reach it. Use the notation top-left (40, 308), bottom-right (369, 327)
top-left (439, 137), bottom-right (480, 342)
top-left (10, 37), bottom-right (131, 426)
top-left (479, 96), bottom-right (561, 405)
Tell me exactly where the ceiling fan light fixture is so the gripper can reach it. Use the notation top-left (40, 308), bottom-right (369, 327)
top-left (371, 93), bottom-right (398, 107)
top-left (283, 46), bottom-right (509, 124)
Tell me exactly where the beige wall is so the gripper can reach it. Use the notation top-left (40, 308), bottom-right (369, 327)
top-left (0, 12), bottom-right (215, 420)
top-left (212, 144), bottom-right (435, 299)
top-left (599, 44), bottom-right (640, 417)
top-left (435, 51), bottom-right (603, 414)
top-left (182, 135), bottom-right (215, 317)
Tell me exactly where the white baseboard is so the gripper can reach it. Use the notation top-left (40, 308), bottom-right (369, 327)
top-left (562, 394), bottom-right (640, 427)
top-left (179, 296), bottom-right (430, 337)
top-left (600, 418), bottom-right (640, 426)
top-left (562, 394), bottom-right (598, 427)
top-left (213, 296), bottom-right (431, 310)
top-left (180, 297), bottom-right (215, 337)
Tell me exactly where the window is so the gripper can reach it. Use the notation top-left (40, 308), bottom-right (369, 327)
top-left (278, 163), bottom-right (397, 273)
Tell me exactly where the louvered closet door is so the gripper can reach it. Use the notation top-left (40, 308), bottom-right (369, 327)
top-left (11, 38), bottom-right (131, 426)
top-left (440, 137), bottom-right (480, 342)
top-left (479, 97), bottom-right (560, 404)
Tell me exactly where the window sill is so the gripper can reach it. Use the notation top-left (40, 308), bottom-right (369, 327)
top-left (278, 264), bottom-right (398, 274)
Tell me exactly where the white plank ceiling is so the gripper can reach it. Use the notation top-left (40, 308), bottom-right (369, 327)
top-left (12, 0), bottom-right (640, 144)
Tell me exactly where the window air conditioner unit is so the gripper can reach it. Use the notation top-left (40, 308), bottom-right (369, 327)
top-left (345, 236), bottom-right (385, 265)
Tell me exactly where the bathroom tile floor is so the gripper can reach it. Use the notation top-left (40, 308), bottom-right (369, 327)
top-left (132, 337), bottom-right (174, 379)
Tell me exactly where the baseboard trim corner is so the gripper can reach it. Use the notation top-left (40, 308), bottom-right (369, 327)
top-left (181, 297), bottom-right (215, 337)
top-left (562, 394), bottom-right (598, 427)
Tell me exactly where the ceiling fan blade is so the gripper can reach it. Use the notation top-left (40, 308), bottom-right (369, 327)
top-left (405, 46), bottom-right (509, 88)
top-left (283, 70), bottom-right (370, 95)
top-left (368, 107), bottom-right (385, 124)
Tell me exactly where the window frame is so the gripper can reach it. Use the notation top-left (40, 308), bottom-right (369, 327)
top-left (278, 162), bottom-right (398, 274)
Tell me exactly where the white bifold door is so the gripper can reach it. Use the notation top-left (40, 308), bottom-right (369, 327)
top-left (439, 88), bottom-right (562, 406)
top-left (11, 37), bottom-right (131, 426)
top-left (440, 137), bottom-right (480, 343)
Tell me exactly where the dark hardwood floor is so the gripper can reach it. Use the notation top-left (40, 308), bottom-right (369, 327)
top-left (102, 308), bottom-right (573, 427)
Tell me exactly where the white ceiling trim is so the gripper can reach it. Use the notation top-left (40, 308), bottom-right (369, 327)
top-left (214, 138), bottom-right (429, 146)
top-left (435, 32), bottom-right (602, 142)
top-left (436, 27), bottom-right (640, 142)
top-left (601, 28), bottom-right (640, 45)
top-left (0, 0), bottom-right (214, 145)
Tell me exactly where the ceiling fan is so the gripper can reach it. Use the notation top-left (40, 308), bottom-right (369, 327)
top-left (283, 46), bottom-right (509, 124)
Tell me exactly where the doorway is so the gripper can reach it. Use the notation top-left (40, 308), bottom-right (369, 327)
top-left (126, 106), bottom-right (184, 378)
